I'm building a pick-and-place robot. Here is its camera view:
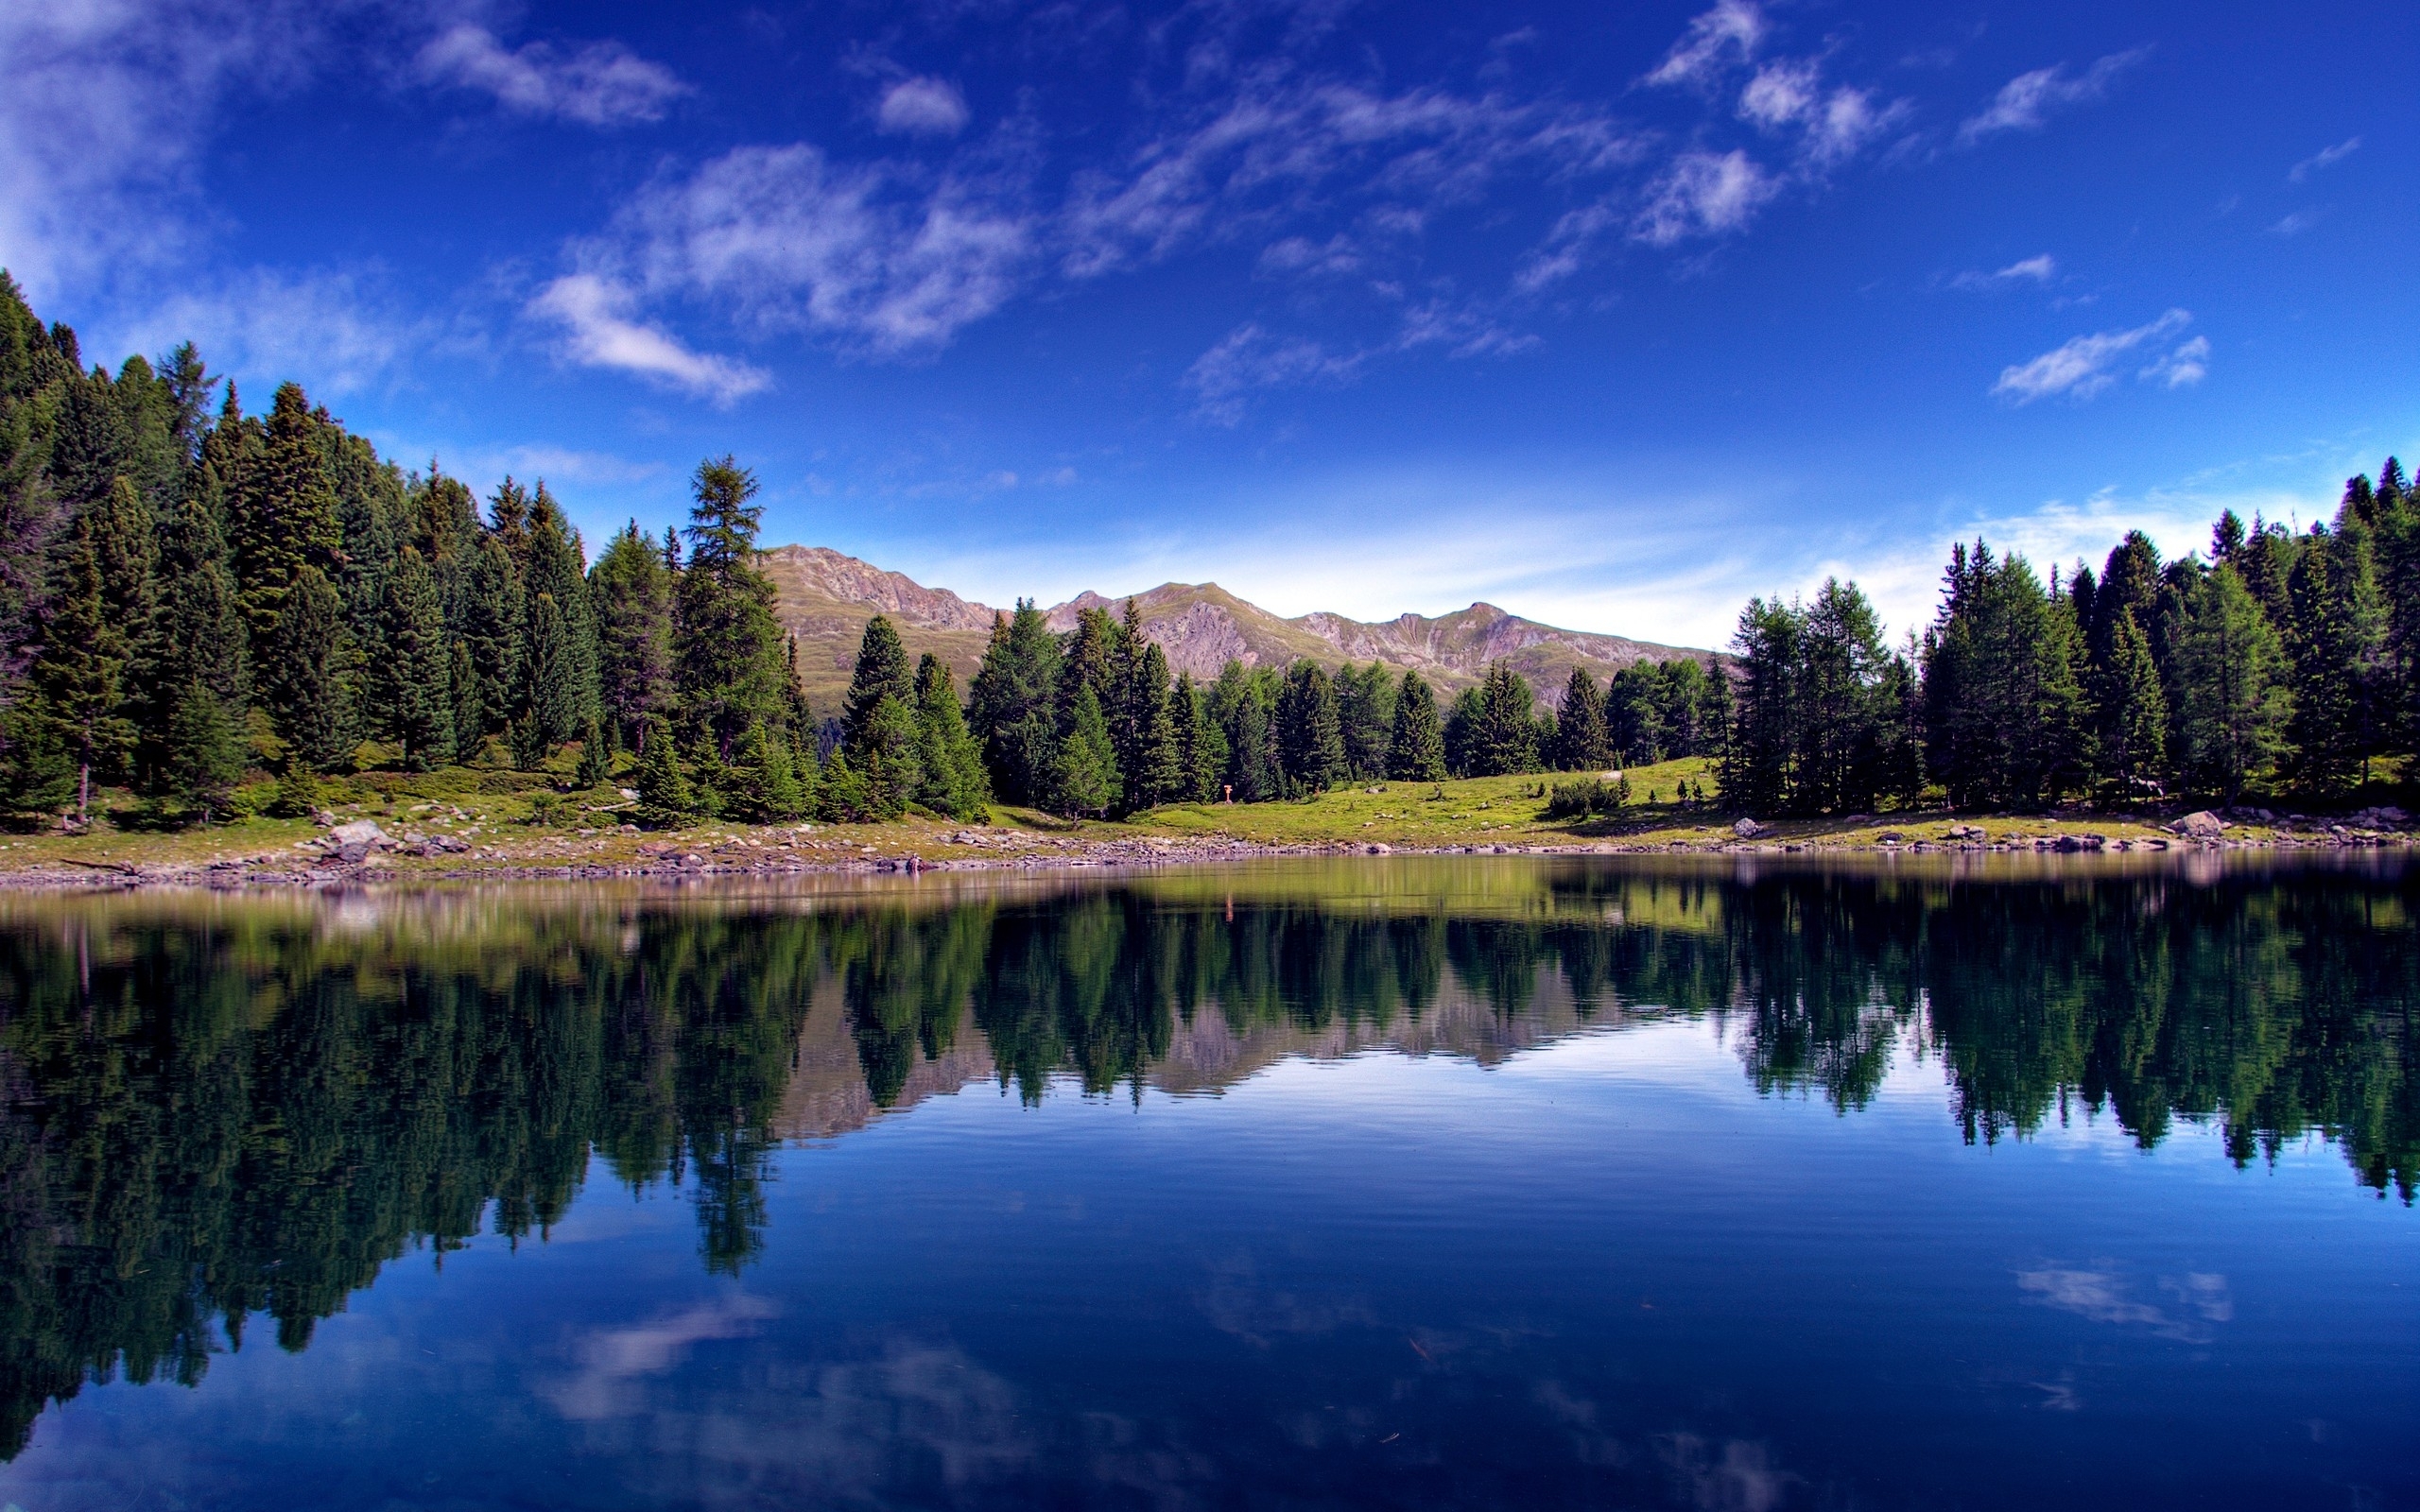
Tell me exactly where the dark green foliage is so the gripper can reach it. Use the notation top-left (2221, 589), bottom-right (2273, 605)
top-left (511, 593), bottom-right (579, 767)
top-left (1550, 666), bottom-right (1610, 772)
top-left (674, 457), bottom-right (785, 754)
top-left (521, 484), bottom-right (598, 725)
top-left (1218, 663), bottom-right (1280, 802)
top-left (818, 747), bottom-right (873, 822)
top-left (1336, 662), bottom-right (1397, 780)
top-left (2173, 563), bottom-right (2291, 804)
top-left (1544, 776), bottom-right (1628, 819)
top-left (138, 473), bottom-right (248, 816)
top-left (1173, 672), bottom-right (1226, 802)
top-left (845, 615), bottom-right (915, 751)
top-left (1051, 681), bottom-right (1120, 817)
top-left (1128, 641), bottom-right (1184, 810)
top-left (1273, 661), bottom-right (1346, 794)
top-left (458, 532), bottom-right (522, 736)
top-left (969, 601), bottom-right (1063, 805)
top-left (448, 641), bottom-right (487, 765)
top-left (728, 719), bottom-right (804, 822)
top-left (1721, 580), bottom-right (1922, 816)
top-left (377, 548), bottom-right (454, 771)
top-left (1919, 545), bottom-right (2089, 810)
top-left (26, 514), bottom-right (135, 819)
top-left (632, 714), bottom-right (695, 827)
top-left (1388, 671), bottom-right (1448, 782)
top-left (260, 565), bottom-right (358, 773)
top-left (855, 695), bottom-right (922, 820)
top-left (227, 383), bottom-right (342, 634)
top-left (591, 521), bottom-right (674, 748)
top-left (912, 656), bottom-right (990, 820)
top-left (574, 715), bottom-right (613, 790)
top-left (1464, 664), bottom-right (1540, 778)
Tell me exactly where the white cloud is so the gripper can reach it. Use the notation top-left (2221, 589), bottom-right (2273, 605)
top-left (415, 24), bottom-right (688, 127)
top-left (103, 265), bottom-right (440, 399)
top-left (591, 143), bottom-right (1038, 356)
top-left (2268, 208), bottom-right (2324, 237)
top-left (2139, 334), bottom-right (2208, 388)
top-left (1634, 150), bottom-right (1778, 245)
top-left (1951, 253), bottom-right (2056, 290)
top-left (877, 77), bottom-right (971, 137)
top-left (1737, 61), bottom-right (1907, 171)
top-left (1645, 0), bottom-right (1767, 88)
top-left (1990, 308), bottom-right (2192, 404)
top-left (528, 273), bottom-right (769, 402)
top-left (1184, 322), bottom-right (1363, 423)
top-left (2287, 136), bottom-right (2360, 183)
top-left (1957, 48), bottom-right (2150, 146)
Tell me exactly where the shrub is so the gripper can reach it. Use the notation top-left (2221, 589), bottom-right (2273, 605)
top-left (1544, 777), bottom-right (1630, 820)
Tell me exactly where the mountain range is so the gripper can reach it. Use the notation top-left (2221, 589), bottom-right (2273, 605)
top-left (754, 544), bottom-right (1712, 713)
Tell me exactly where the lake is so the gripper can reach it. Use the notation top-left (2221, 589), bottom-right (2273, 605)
top-left (0, 855), bottom-right (2413, 1510)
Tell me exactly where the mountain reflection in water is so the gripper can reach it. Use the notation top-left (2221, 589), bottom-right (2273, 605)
top-left (0, 854), bottom-right (2414, 1469)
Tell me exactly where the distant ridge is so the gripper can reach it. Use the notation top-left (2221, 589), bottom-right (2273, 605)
top-left (754, 543), bottom-right (1710, 712)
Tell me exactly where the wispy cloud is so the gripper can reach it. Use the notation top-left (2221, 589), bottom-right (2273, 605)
top-left (414, 24), bottom-right (688, 127)
top-left (1951, 253), bottom-right (2056, 291)
top-left (1958, 48), bottom-right (2150, 146)
top-left (877, 77), bottom-right (971, 137)
top-left (1738, 62), bottom-right (1910, 171)
top-left (2268, 208), bottom-right (2325, 237)
top-left (528, 273), bottom-right (769, 402)
top-left (1644, 0), bottom-right (1768, 89)
top-left (1991, 308), bottom-right (2194, 404)
top-left (1634, 150), bottom-right (1779, 246)
top-left (2287, 136), bottom-right (2360, 183)
top-left (1184, 322), bottom-right (1363, 423)
top-left (2139, 334), bottom-right (2208, 388)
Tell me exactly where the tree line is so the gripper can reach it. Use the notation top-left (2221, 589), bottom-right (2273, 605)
top-left (1719, 466), bottom-right (2419, 815)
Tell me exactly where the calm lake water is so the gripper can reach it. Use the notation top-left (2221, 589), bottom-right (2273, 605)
top-left (0, 856), bottom-right (2414, 1511)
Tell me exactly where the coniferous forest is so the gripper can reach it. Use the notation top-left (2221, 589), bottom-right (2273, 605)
top-left (0, 270), bottom-right (2411, 831)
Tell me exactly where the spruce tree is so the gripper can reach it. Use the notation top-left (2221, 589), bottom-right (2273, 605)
top-left (1275, 661), bottom-right (1347, 794)
top-left (523, 483), bottom-right (599, 724)
top-left (26, 515), bottom-right (133, 823)
top-left (1130, 641), bottom-right (1184, 810)
top-left (844, 615), bottom-right (916, 751)
top-left (1469, 664), bottom-right (1540, 777)
top-left (728, 719), bottom-right (804, 821)
top-left (632, 713), bottom-right (694, 828)
top-left (1220, 667), bottom-right (1278, 801)
top-left (1174, 672), bottom-right (1226, 802)
top-left (591, 521), bottom-right (674, 747)
top-left (574, 714), bottom-right (612, 789)
top-left (227, 382), bottom-right (342, 634)
top-left (137, 476), bottom-right (248, 818)
top-left (515, 591), bottom-right (579, 765)
top-left (459, 533), bottom-right (522, 736)
top-left (1388, 671), bottom-right (1448, 782)
top-left (967, 601), bottom-right (1062, 804)
top-left (2286, 528), bottom-right (2379, 798)
top-left (377, 547), bottom-right (454, 771)
top-left (2096, 610), bottom-right (2167, 800)
top-left (1552, 666), bottom-right (1610, 771)
top-left (1051, 682), bottom-right (1119, 817)
top-left (448, 641), bottom-right (487, 764)
top-left (912, 655), bottom-right (990, 821)
top-left (2174, 563), bottom-right (2290, 805)
top-left (261, 565), bottom-right (359, 773)
top-left (674, 456), bottom-right (785, 753)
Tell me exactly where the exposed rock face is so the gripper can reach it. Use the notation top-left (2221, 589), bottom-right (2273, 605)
top-left (757, 545), bottom-right (996, 631)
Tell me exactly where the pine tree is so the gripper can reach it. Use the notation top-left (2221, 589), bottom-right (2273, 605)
top-left (1551, 666), bottom-right (1609, 772)
top-left (844, 615), bottom-right (916, 751)
top-left (448, 640), bottom-right (487, 765)
top-left (574, 714), bottom-right (612, 789)
top-left (856, 695), bottom-right (922, 819)
top-left (1335, 662), bottom-right (1397, 780)
top-left (459, 533), bottom-right (522, 737)
top-left (1468, 664), bottom-right (1540, 777)
top-left (674, 456), bottom-right (785, 753)
top-left (523, 483), bottom-right (599, 724)
top-left (2096, 609), bottom-right (2167, 800)
top-left (1051, 681), bottom-right (1119, 817)
top-left (1129, 642), bottom-right (1184, 810)
top-left (632, 713), bottom-right (694, 828)
top-left (912, 655), bottom-right (991, 821)
top-left (2286, 527), bottom-right (2379, 798)
top-left (227, 382), bottom-right (342, 634)
top-left (728, 719), bottom-right (804, 821)
top-left (591, 521), bottom-right (674, 748)
top-left (262, 565), bottom-right (359, 773)
top-left (1173, 672), bottom-right (1226, 801)
top-left (26, 515), bottom-right (133, 823)
top-left (135, 476), bottom-right (248, 818)
top-left (377, 547), bottom-right (454, 771)
top-left (1275, 661), bottom-right (1347, 794)
top-left (967, 601), bottom-right (1062, 804)
top-left (1388, 671), bottom-right (1448, 782)
top-left (515, 592), bottom-right (579, 765)
top-left (2173, 563), bottom-right (2290, 805)
top-left (1220, 668), bottom-right (1277, 801)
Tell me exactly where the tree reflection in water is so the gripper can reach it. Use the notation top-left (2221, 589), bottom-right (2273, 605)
top-left (0, 854), bottom-right (2413, 1456)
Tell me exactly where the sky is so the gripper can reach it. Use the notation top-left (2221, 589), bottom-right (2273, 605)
top-left (5, 0), bottom-right (2414, 649)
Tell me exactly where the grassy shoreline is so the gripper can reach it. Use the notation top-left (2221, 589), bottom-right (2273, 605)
top-left (0, 756), bottom-right (2408, 891)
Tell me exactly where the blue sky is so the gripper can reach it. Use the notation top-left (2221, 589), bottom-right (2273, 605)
top-left (6, 1), bottom-right (2413, 647)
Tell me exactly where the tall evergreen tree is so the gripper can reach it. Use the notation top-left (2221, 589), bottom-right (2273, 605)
top-left (912, 655), bottom-right (990, 821)
top-left (25, 515), bottom-right (132, 823)
top-left (261, 565), bottom-right (359, 774)
top-left (673, 456), bottom-right (785, 754)
top-left (2172, 563), bottom-right (2290, 804)
top-left (1388, 671), bottom-right (1448, 782)
top-left (1051, 681), bottom-right (1119, 817)
top-left (1920, 542), bottom-right (2090, 810)
top-left (513, 592), bottom-right (579, 766)
top-left (458, 533), bottom-right (522, 737)
top-left (522, 483), bottom-right (598, 724)
top-left (227, 382), bottom-right (342, 634)
top-left (2285, 526), bottom-right (2380, 797)
top-left (1275, 661), bottom-right (1347, 794)
top-left (844, 615), bottom-right (916, 751)
top-left (1173, 672), bottom-right (1226, 801)
top-left (143, 478), bottom-right (248, 818)
top-left (1551, 666), bottom-right (1610, 772)
top-left (632, 713), bottom-right (695, 828)
top-left (591, 521), bottom-right (675, 749)
top-left (967, 601), bottom-right (1062, 804)
top-left (728, 719), bottom-right (804, 822)
top-left (1128, 641), bottom-right (1184, 810)
top-left (2096, 609), bottom-right (2167, 800)
top-left (1467, 664), bottom-right (1540, 777)
top-left (376, 547), bottom-right (454, 771)
top-left (447, 640), bottom-right (487, 765)
top-left (1217, 662), bottom-right (1278, 801)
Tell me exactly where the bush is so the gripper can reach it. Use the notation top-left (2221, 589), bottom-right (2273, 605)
top-left (1544, 776), bottom-right (1630, 820)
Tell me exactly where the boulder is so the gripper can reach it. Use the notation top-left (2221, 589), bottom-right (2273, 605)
top-left (2352, 805), bottom-right (2409, 830)
top-left (326, 819), bottom-right (389, 848)
top-left (1732, 817), bottom-right (1764, 838)
top-left (2172, 811), bottom-right (2227, 840)
top-left (1365, 842), bottom-right (1392, 855)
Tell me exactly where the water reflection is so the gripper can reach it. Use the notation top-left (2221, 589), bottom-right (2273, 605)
top-left (0, 854), bottom-right (2414, 1462)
